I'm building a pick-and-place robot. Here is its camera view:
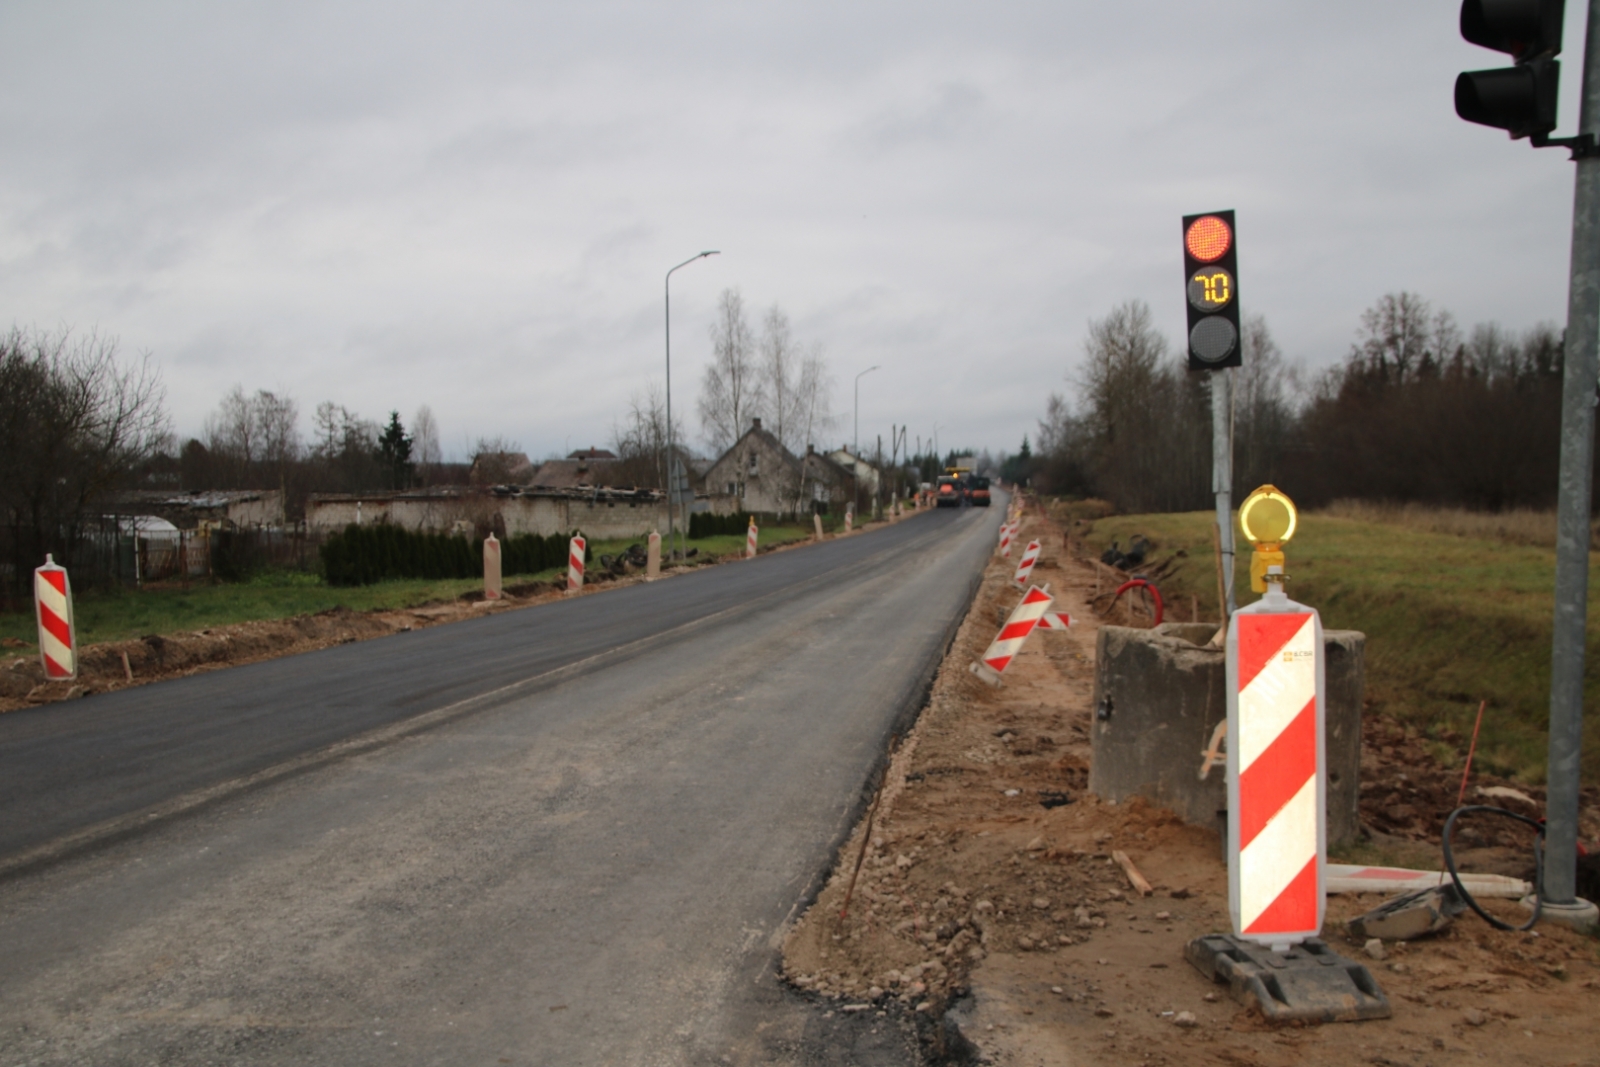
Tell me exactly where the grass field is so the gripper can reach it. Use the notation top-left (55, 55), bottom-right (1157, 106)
top-left (1076, 507), bottom-right (1600, 783)
top-left (0, 524), bottom-right (815, 656)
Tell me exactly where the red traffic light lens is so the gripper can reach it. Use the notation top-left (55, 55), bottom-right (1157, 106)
top-left (1185, 215), bottom-right (1232, 262)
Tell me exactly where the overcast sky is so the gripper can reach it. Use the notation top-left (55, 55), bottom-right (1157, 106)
top-left (0, 2), bottom-right (1586, 461)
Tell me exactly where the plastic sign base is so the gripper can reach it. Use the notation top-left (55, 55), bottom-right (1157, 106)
top-left (1185, 934), bottom-right (1390, 1024)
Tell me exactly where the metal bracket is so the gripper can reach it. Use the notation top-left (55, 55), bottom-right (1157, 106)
top-left (1185, 934), bottom-right (1391, 1024)
top-left (1532, 131), bottom-right (1600, 160)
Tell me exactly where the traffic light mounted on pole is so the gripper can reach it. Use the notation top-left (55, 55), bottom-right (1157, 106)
top-left (1182, 211), bottom-right (1242, 371)
top-left (1456, 0), bottom-right (1596, 155)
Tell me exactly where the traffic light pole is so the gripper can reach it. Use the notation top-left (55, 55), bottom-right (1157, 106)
top-left (1212, 368), bottom-right (1237, 617)
top-left (1545, 0), bottom-right (1600, 924)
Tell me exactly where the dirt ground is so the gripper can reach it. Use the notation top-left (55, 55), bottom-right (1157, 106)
top-left (0, 529), bottom-right (836, 715)
top-left (782, 500), bottom-right (1600, 1067)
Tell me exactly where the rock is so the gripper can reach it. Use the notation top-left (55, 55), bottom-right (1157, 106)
top-left (1170, 887), bottom-right (1192, 899)
top-left (1464, 1008), bottom-right (1486, 1027)
top-left (1017, 936), bottom-right (1035, 951)
top-left (1363, 938), bottom-right (1387, 961)
top-left (974, 900), bottom-right (995, 914)
top-left (867, 986), bottom-right (884, 1000)
top-left (1094, 1006), bottom-right (1114, 1017)
top-left (1033, 897), bottom-right (1051, 910)
top-left (1025, 835), bottom-right (1045, 851)
top-left (1203, 992), bottom-right (1218, 1002)
top-left (1155, 911), bottom-right (1171, 920)
top-left (1174, 1011), bottom-right (1198, 1028)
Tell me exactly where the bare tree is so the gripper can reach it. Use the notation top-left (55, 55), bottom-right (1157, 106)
top-left (610, 382), bottom-right (684, 489)
top-left (1351, 292), bottom-right (1459, 384)
top-left (0, 327), bottom-right (169, 597)
top-left (753, 304), bottom-right (836, 514)
top-left (698, 288), bottom-right (762, 455)
top-left (412, 404), bottom-right (442, 484)
top-left (1235, 315), bottom-right (1297, 491)
top-left (469, 436), bottom-right (524, 485)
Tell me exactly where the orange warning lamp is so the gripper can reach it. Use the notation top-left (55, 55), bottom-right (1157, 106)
top-left (1239, 485), bottom-right (1298, 593)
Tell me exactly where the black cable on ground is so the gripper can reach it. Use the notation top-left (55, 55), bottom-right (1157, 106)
top-left (1442, 804), bottom-right (1543, 932)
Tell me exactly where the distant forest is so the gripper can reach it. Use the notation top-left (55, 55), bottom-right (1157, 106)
top-left (1018, 293), bottom-right (1573, 514)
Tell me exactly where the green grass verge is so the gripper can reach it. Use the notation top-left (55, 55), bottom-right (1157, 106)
top-left (0, 525), bottom-right (815, 660)
top-left (1079, 509), bottom-right (1600, 783)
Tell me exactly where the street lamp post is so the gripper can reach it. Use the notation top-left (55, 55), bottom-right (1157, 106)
top-left (665, 250), bottom-right (719, 565)
top-left (853, 365), bottom-right (879, 456)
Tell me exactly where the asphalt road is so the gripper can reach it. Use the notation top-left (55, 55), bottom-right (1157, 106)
top-left (0, 502), bottom-right (1000, 1066)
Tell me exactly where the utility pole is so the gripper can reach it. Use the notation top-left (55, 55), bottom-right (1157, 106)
top-left (1543, 0), bottom-right (1600, 926)
top-left (1213, 370), bottom-right (1236, 616)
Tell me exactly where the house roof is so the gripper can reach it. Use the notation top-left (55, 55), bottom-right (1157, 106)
top-left (707, 419), bottom-right (803, 476)
top-left (528, 457), bottom-right (623, 489)
top-left (567, 447), bottom-right (618, 460)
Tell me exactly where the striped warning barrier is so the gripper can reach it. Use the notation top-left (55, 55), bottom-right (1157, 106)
top-left (1227, 594), bottom-right (1324, 949)
top-left (34, 554), bottom-right (77, 680)
top-left (1034, 611), bottom-right (1072, 632)
top-left (567, 534), bottom-right (587, 592)
top-left (746, 517), bottom-right (758, 558)
top-left (845, 507), bottom-right (854, 535)
top-left (483, 533), bottom-right (502, 600)
top-left (1012, 540), bottom-right (1041, 587)
top-left (998, 522), bottom-right (1017, 557)
top-left (1324, 864), bottom-right (1529, 899)
top-left (970, 585), bottom-right (1053, 686)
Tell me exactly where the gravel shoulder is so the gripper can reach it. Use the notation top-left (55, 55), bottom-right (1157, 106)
top-left (782, 499), bottom-right (1600, 1066)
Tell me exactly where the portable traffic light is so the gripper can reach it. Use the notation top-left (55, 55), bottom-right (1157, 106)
top-left (1183, 210), bottom-right (1242, 371)
top-left (1455, 0), bottom-right (1565, 140)
top-left (1239, 484), bottom-right (1298, 593)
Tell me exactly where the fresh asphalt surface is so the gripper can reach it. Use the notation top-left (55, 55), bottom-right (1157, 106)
top-left (0, 502), bottom-right (1000, 1065)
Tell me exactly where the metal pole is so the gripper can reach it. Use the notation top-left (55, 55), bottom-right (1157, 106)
top-left (854, 366), bottom-right (879, 456)
top-left (1544, 0), bottom-right (1600, 916)
top-left (664, 251), bottom-right (719, 566)
top-left (1211, 368), bottom-right (1236, 615)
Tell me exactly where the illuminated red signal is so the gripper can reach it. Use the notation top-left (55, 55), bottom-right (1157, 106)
top-left (1185, 215), bottom-right (1232, 263)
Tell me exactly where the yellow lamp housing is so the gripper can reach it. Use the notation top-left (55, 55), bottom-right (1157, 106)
top-left (1239, 485), bottom-right (1299, 593)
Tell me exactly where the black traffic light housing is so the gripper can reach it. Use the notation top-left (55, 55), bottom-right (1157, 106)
top-left (1183, 210), bottom-right (1242, 372)
top-left (1456, 0), bottom-right (1565, 141)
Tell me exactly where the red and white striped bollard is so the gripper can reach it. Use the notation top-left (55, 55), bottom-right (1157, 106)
top-left (1226, 569), bottom-right (1324, 950)
top-left (34, 554), bottom-right (77, 680)
top-left (567, 534), bottom-right (586, 592)
top-left (969, 584), bottom-right (1053, 686)
top-left (746, 517), bottom-right (758, 558)
top-left (1012, 539), bottom-right (1041, 587)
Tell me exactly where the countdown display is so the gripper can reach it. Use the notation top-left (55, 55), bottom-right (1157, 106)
top-left (1182, 210), bottom-right (1242, 370)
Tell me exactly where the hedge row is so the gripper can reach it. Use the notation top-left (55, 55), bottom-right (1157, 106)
top-left (320, 524), bottom-right (590, 587)
top-left (688, 511), bottom-right (754, 538)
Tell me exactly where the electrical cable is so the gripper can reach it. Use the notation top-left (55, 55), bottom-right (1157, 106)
top-left (1442, 804), bottom-right (1543, 932)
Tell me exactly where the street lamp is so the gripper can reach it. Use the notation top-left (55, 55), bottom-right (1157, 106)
top-left (665, 250), bottom-right (719, 565)
top-left (853, 365), bottom-right (879, 456)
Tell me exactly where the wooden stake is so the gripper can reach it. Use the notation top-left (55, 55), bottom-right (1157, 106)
top-left (1112, 849), bottom-right (1154, 896)
top-left (1210, 522), bottom-right (1229, 643)
top-left (120, 651), bottom-right (133, 682)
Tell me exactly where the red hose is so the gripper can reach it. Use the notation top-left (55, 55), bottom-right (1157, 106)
top-left (1110, 578), bottom-right (1164, 626)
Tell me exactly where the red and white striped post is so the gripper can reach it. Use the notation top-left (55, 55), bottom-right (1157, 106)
top-left (567, 534), bottom-right (587, 592)
top-left (34, 555), bottom-right (77, 680)
top-left (844, 506), bottom-right (854, 535)
top-left (1012, 540), bottom-right (1041, 587)
top-left (999, 522), bottom-right (1018, 558)
top-left (746, 516), bottom-right (759, 558)
top-left (1226, 567), bottom-right (1325, 951)
top-left (1034, 610), bottom-right (1072, 632)
top-left (646, 530), bottom-right (661, 578)
top-left (970, 585), bottom-right (1053, 686)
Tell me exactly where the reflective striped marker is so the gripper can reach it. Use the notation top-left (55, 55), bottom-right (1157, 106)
top-left (1012, 540), bottom-right (1041, 587)
top-left (34, 555), bottom-right (76, 680)
top-left (970, 585), bottom-right (1053, 686)
top-left (845, 507), bottom-right (854, 535)
top-left (746, 517), bottom-right (758, 558)
top-left (1227, 600), bottom-right (1324, 949)
top-left (998, 522), bottom-right (1017, 557)
top-left (1034, 611), bottom-right (1072, 632)
top-left (567, 534), bottom-right (586, 592)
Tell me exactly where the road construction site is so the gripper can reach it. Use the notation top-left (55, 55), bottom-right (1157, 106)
top-left (4, 496), bottom-right (1600, 1066)
top-left (783, 498), bottom-right (1600, 1066)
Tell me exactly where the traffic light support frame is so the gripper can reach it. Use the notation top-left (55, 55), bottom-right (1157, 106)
top-left (1531, 129), bottom-right (1600, 156)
